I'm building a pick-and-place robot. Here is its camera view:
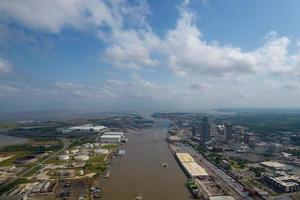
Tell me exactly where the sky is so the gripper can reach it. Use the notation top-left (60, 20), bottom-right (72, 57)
top-left (0, 0), bottom-right (300, 113)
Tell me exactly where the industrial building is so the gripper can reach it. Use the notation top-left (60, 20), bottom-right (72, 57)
top-left (103, 131), bottom-right (124, 137)
top-left (261, 172), bottom-right (300, 193)
top-left (260, 161), bottom-right (288, 171)
top-left (64, 124), bottom-right (107, 133)
top-left (176, 153), bottom-right (195, 163)
top-left (182, 162), bottom-right (209, 178)
top-left (167, 135), bottom-right (181, 143)
top-left (175, 153), bottom-right (209, 178)
top-left (100, 135), bottom-right (122, 143)
top-left (209, 196), bottom-right (235, 200)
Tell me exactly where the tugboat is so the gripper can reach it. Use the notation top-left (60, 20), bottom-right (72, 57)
top-left (186, 179), bottom-right (201, 199)
top-left (162, 162), bottom-right (168, 168)
top-left (104, 170), bottom-right (111, 178)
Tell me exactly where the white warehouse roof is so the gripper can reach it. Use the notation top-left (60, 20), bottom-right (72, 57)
top-left (100, 135), bottom-right (122, 143)
top-left (103, 132), bottom-right (124, 136)
top-left (68, 124), bottom-right (106, 132)
top-left (182, 162), bottom-right (209, 177)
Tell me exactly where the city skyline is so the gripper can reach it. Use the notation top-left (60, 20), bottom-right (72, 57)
top-left (1, 0), bottom-right (300, 113)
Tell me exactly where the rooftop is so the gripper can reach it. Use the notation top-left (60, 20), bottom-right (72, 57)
top-left (182, 162), bottom-right (209, 177)
top-left (260, 161), bottom-right (287, 169)
top-left (209, 196), bottom-right (235, 200)
top-left (176, 153), bottom-right (195, 163)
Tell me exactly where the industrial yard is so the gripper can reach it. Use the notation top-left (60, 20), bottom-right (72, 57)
top-left (0, 114), bottom-right (152, 200)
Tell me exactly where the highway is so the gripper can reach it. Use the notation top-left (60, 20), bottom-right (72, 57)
top-left (177, 143), bottom-right (253, 200)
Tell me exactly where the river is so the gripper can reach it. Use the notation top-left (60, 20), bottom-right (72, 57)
top-left (0, 134), bottom-right (27, 148)
top-left (97, 119), bottom-right (192, 200)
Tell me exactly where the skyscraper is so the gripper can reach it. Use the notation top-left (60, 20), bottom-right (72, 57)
top-left (225, 123), bottom-right (233, 143)
top-left (201, 116), bottom-right (210, 144)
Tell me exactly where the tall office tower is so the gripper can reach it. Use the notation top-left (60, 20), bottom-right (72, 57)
top-left (201, 116), bottom-right (210, 144)
top-left (243, 132), bottom-right (252, 144)
top-left (225, 123), bottom-right (233, 143)
top-left (191, 121), bottom-right (201, 137)
top-left (192, 124), bottom-right (197, 137)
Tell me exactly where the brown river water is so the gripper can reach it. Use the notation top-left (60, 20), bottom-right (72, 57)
top-left (98, 119), bottom-right (192, 200)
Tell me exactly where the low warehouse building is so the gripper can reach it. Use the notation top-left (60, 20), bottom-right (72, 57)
top-left (176, 153), bottom-right (194, 163)
top-left (103, 131), bottom-right (124, 137)
top-left (175, 153), bottom-right (209, 178)
top-left (182, 162), bottom-right (209, 178)
top-left (260, 161), bottom-right (288, 171)
top-left (100, 135), bottom-right (122, 143)
top-left (64, 124), bottom-right (107, 133)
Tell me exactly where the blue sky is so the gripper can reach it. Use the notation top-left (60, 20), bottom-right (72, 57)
top-left (1, 0), bottom-right (300, 113)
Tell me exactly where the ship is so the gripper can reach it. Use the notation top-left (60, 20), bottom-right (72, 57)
top-left (162, 162), bottom-right (168, 168)
top-left (186, 179), bottom-right (201, 199)
top-left (135, 195), bottom-right (143, 200)
top-left (104, 170), bottom-right (111, 178)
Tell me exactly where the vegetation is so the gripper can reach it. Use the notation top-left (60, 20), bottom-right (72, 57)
top-left (0, 178), bottom-right (29, 195)
top-left (215, 113), bottom-right (300, 134)
top-left (249, 167), bottom-right (266, 177)
top-left (101, 144), bottom-right (117, 150)
top-left (0, 140), bottom-right (62, 153)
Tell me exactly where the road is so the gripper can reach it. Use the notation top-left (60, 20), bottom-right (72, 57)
top-left (177, 143), bottom-right (253, 200)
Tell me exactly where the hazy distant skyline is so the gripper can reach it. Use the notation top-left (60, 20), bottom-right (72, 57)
top-left (1, 0), bottom-right (300, 112)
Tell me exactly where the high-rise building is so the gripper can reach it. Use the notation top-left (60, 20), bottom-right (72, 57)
top-left (243, 132), bottom-right (252, 144)
top-left (192, 124), bottom-right (198, 137)
top-left (225, 124), bottom-right (233, 143)
top-left (201, 117), bottom-right (210, 143)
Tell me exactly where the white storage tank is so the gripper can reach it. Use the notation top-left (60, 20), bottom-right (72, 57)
top-left (94, 149), bottom-right (109, 154)
top-left (70, 149), bottom-right (79, 154)
top-left (58, 154), bottom-right (70, 161)
top-left (74, 154), bottom-right (89, 161)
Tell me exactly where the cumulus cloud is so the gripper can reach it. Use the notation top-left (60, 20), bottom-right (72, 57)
top-left (163, 3), bottom-right (300, 79)
top-left (1, 0), bottom-right (300, 110)
top-left (0, 0), bottom-right (115, 33)
top-left (0, 0), bottom-right (159, 70)
top-left (0, 59), bottom-right (11, 74)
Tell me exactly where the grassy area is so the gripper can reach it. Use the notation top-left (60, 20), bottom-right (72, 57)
top-left (101, 144), bottom-right (117, 150)
top-left (0, 152), bottom-right (30, 166)
top-left (85, 155), bottom-right (107, 173)
top-left (291, 192), bottom-right (300, 200)
top-left (0, 178), bottom-right (30, 195)
top-left (23, 165), bottom-right (41, 177)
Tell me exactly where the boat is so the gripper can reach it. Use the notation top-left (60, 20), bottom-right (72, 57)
top-left (186, 179), bottom-right (201, 199)
top-left (162, 162), bottom-right (168, 168)
top-left (104, 170), bottom-right (111, 178)
top-left (135, 195), bottom-right (142, 200)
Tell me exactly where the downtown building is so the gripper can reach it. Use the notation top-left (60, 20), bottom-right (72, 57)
top-left (224, 123), bottom-right (233, 143)
top-left (200, 117), bottom-right (210, 144)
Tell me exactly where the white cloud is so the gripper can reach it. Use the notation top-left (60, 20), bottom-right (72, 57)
top-left (2, 0), bottom-right (300, 110)
top-left (103, 30), bottom-right (160, 69)
top-left (0, 0), bottom-right (159, 70)
top-left (0, 59), bottom-right (11, 74)
top-left (0, 0), bottom-right (115, 33)
top-left (162, 3), bottom-right (300, 79)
